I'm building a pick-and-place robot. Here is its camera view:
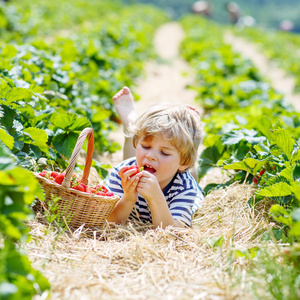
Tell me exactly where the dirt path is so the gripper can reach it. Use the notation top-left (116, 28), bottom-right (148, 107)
top-left (225, 32), bottom-right (300, 112)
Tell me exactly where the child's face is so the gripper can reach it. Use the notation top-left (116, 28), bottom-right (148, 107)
top-left (135, 135), bottom-right (189, 190)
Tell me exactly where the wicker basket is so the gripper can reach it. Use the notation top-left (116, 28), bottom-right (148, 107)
top-left (34, 127), bottom-right (119, 230)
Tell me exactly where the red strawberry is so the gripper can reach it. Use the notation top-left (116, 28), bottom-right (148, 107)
top-left (74, 183), bottom-right (85, 192)
top-left (97, 191), bottom-right (106, 196)
top-left (50, 171), bottom-right (59, 178)
top-left (39, 170), bottom-right (48, 177)
top-left (259, 169), bottom-right (265, 176)
top-left (87, 187), bottom-right (97, 194)
top-left (123, 165), bottom-right (143, 176)
top-left (253, 177), bottom-right (258, 185)
top-left (55, 173), bottom-right (65, 184)
top-left (95, 185), bottom-right (108, 193)
top-left (105, 191), bottom-right (114, 197)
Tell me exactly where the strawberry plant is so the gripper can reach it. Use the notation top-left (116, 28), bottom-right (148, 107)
top-left (0, 141), bottom-right (50, 299)
top-left (0, 1), bottom-right (168, 173)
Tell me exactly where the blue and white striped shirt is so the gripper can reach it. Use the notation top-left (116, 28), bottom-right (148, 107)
top-left (107, 157), bottom-right (204, 226)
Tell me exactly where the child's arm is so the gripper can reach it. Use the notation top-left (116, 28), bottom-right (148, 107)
top-left (107, 192), bottom-right (138, 224)
top-left (136, 172), bottom-right (187, 229)
top-left (108, 166), bottom-right (143, 224)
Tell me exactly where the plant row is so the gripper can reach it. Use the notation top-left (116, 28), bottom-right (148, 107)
top-left (0, 1), bottom-right (168, 298)
top-left (180, 15), bottom-right (300, 242)
top-left (0, 0), bottom-right (167, 173)
top-left (180, 15), bottom-right (300, 297)
top-left (235, 26), bottom-right (300, 93)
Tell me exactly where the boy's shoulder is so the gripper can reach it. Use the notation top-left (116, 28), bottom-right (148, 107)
top-left (169, 171), bottom-right (203, 192)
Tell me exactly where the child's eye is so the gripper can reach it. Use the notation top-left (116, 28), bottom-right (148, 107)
top-left (161, 151), bottom-right (170, 156)
top-left (142, 145), bottom-right (150, 149)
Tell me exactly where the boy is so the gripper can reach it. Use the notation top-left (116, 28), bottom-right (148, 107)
top-left (107, 87), bottom-right (204, 229)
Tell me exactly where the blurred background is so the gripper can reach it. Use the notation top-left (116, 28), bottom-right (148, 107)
top-left (125, 0), bottom-right (300, 33)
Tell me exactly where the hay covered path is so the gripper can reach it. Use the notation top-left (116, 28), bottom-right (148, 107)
top-left (27, 23), bottom-right (282, 299)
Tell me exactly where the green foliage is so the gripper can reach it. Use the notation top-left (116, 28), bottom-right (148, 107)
top-left (0, 1), bottom-right (169, 298)
top-left (180, 15), bottom-right (300, 247)
top-left (236, 26), bottom-right (300, 92)
top-left (246, 247), bottom-right (300, 300)
top-left (0, 141), bottom-right (50, 299)
top-left (0, 0), bottom-right (168, 173)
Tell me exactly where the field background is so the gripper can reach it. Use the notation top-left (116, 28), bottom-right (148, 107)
top-left (1, 1), bottom-right (300, 299)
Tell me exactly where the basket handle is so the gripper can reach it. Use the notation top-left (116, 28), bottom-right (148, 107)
top-left (62, 127), bottom-right (94, 188)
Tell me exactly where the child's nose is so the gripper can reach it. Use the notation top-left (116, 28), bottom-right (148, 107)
top-left (145, 152), bottom-right (157, 161)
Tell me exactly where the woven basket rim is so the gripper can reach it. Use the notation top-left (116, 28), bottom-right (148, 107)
top-left (34, 172), bottom-right (120, 202)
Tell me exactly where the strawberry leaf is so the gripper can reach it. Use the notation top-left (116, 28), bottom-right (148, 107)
top-left (222, 129), bottom-right (266, 146)
top-left (1, 87), bottom-right (33, 104)
top-left (52, 132), bottom-right (78, 158)
top-left (23, 127), bottom-right (48, 153)
top-left (0, 128), bottom-right (14, 150)
top-left (257, 182), bottom-right (293, 197)
top-left (223, 157), bottom-right (269, 175)
top-left (269, 128), bottom-right (295, 161)
top-left (50, 112), bottom-right (90, 131)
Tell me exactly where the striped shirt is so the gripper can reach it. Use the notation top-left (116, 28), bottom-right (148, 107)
top-left (107, 157), bottom-right (204, 226)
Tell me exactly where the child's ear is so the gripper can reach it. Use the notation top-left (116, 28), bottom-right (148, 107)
top-left (178, 164), bottom-right (190, 172)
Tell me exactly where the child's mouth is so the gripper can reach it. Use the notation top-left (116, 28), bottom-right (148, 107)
top-left (143, 164), bottom-right (156, 174)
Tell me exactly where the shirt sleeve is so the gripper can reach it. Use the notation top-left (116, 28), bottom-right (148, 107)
top-left (168, 187), bottom-right (204, 227)
top-left (107, 167), bottom-right (124, 198)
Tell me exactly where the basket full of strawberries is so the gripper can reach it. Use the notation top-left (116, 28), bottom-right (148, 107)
top-left (34, 128), bottom-right (119, 230)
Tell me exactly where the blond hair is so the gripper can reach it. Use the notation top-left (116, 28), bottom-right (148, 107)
top-left (129, 103), bottom-right (204, 170)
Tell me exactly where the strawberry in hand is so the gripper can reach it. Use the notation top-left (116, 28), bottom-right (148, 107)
top-left (123, 165), bottom-right (143, 176)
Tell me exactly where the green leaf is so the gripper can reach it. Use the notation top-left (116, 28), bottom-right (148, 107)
top-left (50, 112), bottom-right (90, 131)
top-left (22, 128), bottom-right (49, 153)
top-left (0, 215), bottom-right (21, 240)
top-left (0, 128), bottom-right (14, 149)
top-left (269, 128), bottom-right (295, 161)
top-left (289, 221), bottom-right (300, 236)
top-left (222, 129), bottom-right (266, 146)
top-left (255, 116), bottom-right (273, 141)
top-left (52, 132), bottom-right (78, 158)
top-left (292, 149), bottom-right (300, 162)
top-left (292, 181), bottom-right (300, 201)
top-left (1, 87), bottom-right (33, 104)
top-left (258, 182), bottom-right (293, 198)
top-left (270, 204), bottom-right (292, 226)
top-left (205, 235), bottom-right (224, 248)
top-left (0, 141), bottom-right (16, 170)
top-left (279, 166), bottom-right (294, 184)
top-left (293, 165), bottom-right (300, 181)
top-left (223, 157), bottom-right (268, 175)
top-left (68, 117), bottom-right (91, 131)
top-left (198, 142), bottom-right (225, 178)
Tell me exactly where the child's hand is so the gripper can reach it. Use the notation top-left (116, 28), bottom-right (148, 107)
top-left (136, 171), bottom-right (162, 201)
top-left (119, 166), bottom-right (143, 200)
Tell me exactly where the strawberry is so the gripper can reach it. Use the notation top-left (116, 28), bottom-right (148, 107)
top-left (259, 169), bottom-right (265, 176)
top-left (97, 191), bottom-right (106, 196)
top-left (55, 173), bottom-right (65, 184)
top-left (123, 165), bottom-right (143, 176)
top-left (50, 171), bottom-right (59, 178)
top-left (105, 191), bottom-right (114, 197)
top-left (87, 187), bottom-right (97, 194)
top-left (74, 183), bottom-right (85, 192)
top-left (253, 177), bottom-right (258, 185)
top-left (95, 184), bottom-right (108, 193)
top-left (39, 170), bottom-right (48, 177)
